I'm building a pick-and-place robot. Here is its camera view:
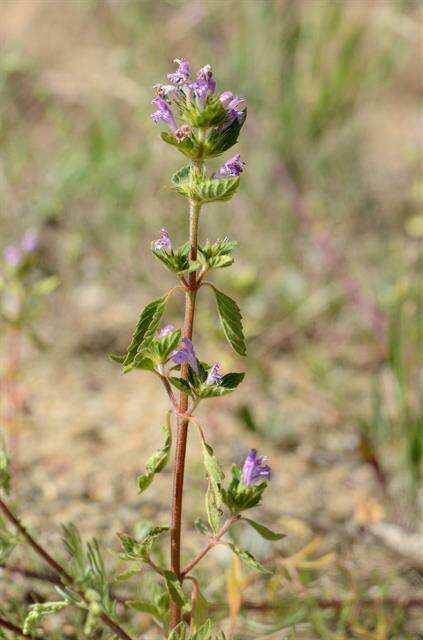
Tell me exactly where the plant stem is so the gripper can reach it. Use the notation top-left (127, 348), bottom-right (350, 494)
top-left (181, 516), bottom-right (237, 578)
top-left (0, 497), bottom-right (134, 640)
top-left (169, 197), bottom-right (201, 629)
top-left (0, 615), bottom-right (35, 638)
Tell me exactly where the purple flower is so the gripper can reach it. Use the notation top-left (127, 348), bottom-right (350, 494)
top-left (167, 58), bottom-right (191, 85)
top-left (214, 154), bottom-right (244, 178)
top-left (242, 449), bottom-right (271, 486)
top-left (219, 91), bottom-right (244, 110)
top-left (4, 245), bottom-right (21, 267)
top-left (21, 230), bottom-right (38, 253)
top-left (157, 324), bottom-right (175, 338)
top-left (154, 228), bottom-right (172, 252)
top-left (171, 337), bottom-right (199, 374)
top-left (151, 96), bottom-right (177, 132)
top-left (206, 362), bottom-right (223, 385)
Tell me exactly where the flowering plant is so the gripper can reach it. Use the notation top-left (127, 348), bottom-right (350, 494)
top-left (0, 59), bottom-right (283, 640)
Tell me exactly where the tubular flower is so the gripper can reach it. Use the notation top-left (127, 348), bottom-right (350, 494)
top-left (214, 154), bottom-right (244, 178)
top-left (154, 228), bottom-right (172, 252)
top-left (206, 362), bottom-right (223, 385)
top-left (242, 449), bottom-right (271, 486)
top-left (171, 337), bottom-right (199, 374)
top-left (167, 58), bottom-right (191, 85)
top-left (151, 96), bottom-right (177, 132)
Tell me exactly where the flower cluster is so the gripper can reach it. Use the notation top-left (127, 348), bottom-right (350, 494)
top-left (150, 58), bottom-right (246, 178)
top-left (3, 231), bottom-right (38, 268)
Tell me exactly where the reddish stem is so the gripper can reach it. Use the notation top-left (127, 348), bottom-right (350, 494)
top-left (169, 199), bottom-right (201, 629)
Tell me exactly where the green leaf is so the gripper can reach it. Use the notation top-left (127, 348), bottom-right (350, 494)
top-left (138, 418), bottom-right (172, 493)
top-left (161, 132), bottom-right (200, 159)
top-left (163, 570), bottom-right (188, 607)
top-left (191, 177), bottom-right (240, 204)
top-left (242, 517), bottom-right (285, 541)
top-left (128, 600), bottom-right (158, 615)
top-left (198, 372), bottom-right (245, 399)
top-left (23, 601), bottom-right (68, 636)
top-left (192, 618), bottom-right (212, 640)
top-left (0, 438), bottom-right (10, 494)
top-left (205, 482), bottom-right (222, 535)
top-left (169, 376), bottom-right (194, 396)
top-left (144, 329), bottom-right (181, 365)
top-left (200, 435), bottom-right (225, 533)
top-left (227, 543), bottom-right (271, 573)
top-left (210, 285), bottom-right (246, 356)
top-left (201, 439), bottom-right (225, 486)
top-left (168, 622), bottom-right (188, 640)
top-left (119, 296), bottom-right (167, 369)
top-left (118, 525), bottom-right (170, 561)
top-left (116, 567), bottom-right (140, 581)
top-left (205, 110), bottom-right (247, 158)
top-left (171, 164), bottom-right (192, 187)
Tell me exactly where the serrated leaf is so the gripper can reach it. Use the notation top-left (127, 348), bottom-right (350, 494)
top-left (201, 439), bottom-right (224, 486)
top-left (171, 164), bottom-right (192, 187)
top-left (227, 543), bottom-right (271, 573)
top-left (192, 177), bottom-right (240, 203)
top-left (242, 517), bottom-right (285, 541)
top-left (210, 285), bottom-right (246, 356)
top-left (138, 418), bottom-right (172, 493)
top-left (163, 570), bottom-right (188, 607)
top-left (23, 601), bottom-right (68, 636)
top-left (168, 376), bottom-right (193, 396)
top-left (121, 296), bottom-right (167, 368)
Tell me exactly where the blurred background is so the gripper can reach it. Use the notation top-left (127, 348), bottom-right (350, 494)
top-left (0, 1), bottom-right (422, 638)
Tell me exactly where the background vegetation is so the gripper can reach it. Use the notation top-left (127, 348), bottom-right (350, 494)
top-left (0, 1), bottom-right (422, 638)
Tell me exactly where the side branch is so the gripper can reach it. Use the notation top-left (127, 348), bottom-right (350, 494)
top-left (181, 516), bottom-right (237, 578)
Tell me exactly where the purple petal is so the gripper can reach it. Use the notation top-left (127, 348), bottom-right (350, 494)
top-left (154, 228), bottom-right (172, 252)
top-left (157, 324), bottom-right (175, 338)
top-left (242, 449), bottom-right (271, 486)
top-left (206, 362), bottom-right (223, 385)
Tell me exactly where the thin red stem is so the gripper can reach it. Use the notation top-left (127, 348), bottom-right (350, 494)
top-left (169, 199), bottom-right (201, 629)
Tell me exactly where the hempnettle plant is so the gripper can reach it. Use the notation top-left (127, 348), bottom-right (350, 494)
top-left (0, 59), bottom-right (283, 640)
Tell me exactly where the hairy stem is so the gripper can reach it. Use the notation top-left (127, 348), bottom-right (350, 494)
top-left (0, 498), bottom-right (134, 640)
top-left (169, 197), bottom-right (201, 629)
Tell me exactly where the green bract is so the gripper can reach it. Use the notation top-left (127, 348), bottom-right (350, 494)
top-left (171, 164), bottom-right (240, 204)
top-left (221, 464), bottom-right (267, 513)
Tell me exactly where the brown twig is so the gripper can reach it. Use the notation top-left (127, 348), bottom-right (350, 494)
top-left (0, 498), bottom-right (134, 640)
top-left (181, 516), bottom-right (237, 578)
